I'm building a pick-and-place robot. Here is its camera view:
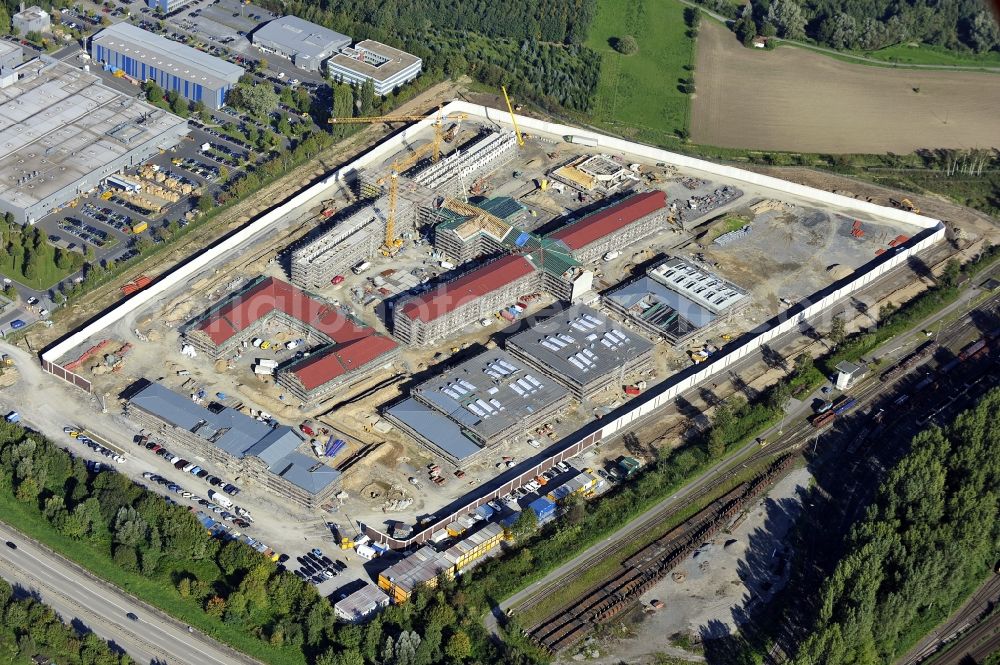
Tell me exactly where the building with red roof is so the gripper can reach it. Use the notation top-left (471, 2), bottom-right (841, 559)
top-left (182, 276), bottom-right (398, 403)
top-left (547, 190), bottom-right (668, 261)
top-left (393, 255), bottom-right (540, 345)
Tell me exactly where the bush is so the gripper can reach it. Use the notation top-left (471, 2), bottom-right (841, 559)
top-left (614, 35), bottom-right (639, 54)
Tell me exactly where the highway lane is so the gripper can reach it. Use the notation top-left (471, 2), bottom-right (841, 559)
top-left (0, 522), bottom-right (257, 665)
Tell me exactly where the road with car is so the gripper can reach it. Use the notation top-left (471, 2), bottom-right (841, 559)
top-left (0, 522), bottom-right (257, 665)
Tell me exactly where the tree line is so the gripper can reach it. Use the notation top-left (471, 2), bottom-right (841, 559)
top-left (252, 0), bottom-right (601, 112)
top-left (0, 418), bottom-right (538, 664)
top-left (0, 577), bottom-right (134, 665)
top-left (793, 387), bottom-right (1000, 663)
top-left (740, 0), bottom-right (999, 54)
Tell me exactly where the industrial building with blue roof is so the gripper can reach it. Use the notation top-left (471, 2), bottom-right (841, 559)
top-left (125, 381), bottom-right (340, 508)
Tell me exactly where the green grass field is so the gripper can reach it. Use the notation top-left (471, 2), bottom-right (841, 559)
top-left (0, 253), bottom-right (74, 291)
top-left (857, 43), bottom-right (1000, 68)
top-left (584, 0), bottom-right (695, 144)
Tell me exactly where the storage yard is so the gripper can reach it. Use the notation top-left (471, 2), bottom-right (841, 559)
top-left (41, 104), bottom-right (938, 558)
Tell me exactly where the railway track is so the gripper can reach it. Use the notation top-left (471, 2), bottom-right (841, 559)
top-left (899, 576), bottom-right (1000, 665)
top-left (516, 293), bottom-right (1000, 655)
top-left (526, 456), bottom-right (796, 653)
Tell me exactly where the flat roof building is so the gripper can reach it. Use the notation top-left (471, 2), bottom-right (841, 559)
top-left (506, 304), bottom-right (655, 400)
top-left (0, 41), bottom-right (23, 70)
top-left (91, 23), bottom-right (244, 109)
top-left (333, 584), bottom-right (390, 623)
top-left (0, 58), bottom-right (188, 225)
top-left (327, 39), bottom-right (422, 95)
top-left (144, 0), bottom-right (195, 14)
top-left (13, 5), bottom-right (49, 35)
top-left (251, 16), bottom-right (350, 72)
top-left (604, 255), bottom-right (749, 345)
top-left (384, 350), bottom-right (571, 464)
top-left (125, 382), bottom-right (340, 509)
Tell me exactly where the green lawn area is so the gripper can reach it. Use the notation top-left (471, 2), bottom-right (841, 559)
top-left (584, 0), bottom-right (695, 145)
top-left (0, 252), bottom-right (75, 291)
top-left (855, 43), bottom-right (1000, 68)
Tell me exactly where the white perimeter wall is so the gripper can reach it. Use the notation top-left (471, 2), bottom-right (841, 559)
top-left (40, 103), bottom-right (946, 547)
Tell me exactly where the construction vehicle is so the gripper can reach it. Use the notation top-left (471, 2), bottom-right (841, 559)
top-left (319, 199), bottom-right (337, 218)
top-left (890, 197), bottom-right (921, 214)
top-left (501, 85), bottom-right (525, 147)
top-left (0, 354), bottom-right (13, 367)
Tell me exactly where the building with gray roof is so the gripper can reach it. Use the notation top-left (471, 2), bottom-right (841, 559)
top-left (13, 5), bottom-right (49, 36)
top-left (125, 381), bottom-right (340, 509)
top-left (506, 304), bottom-right (655, 400)
top-left (603, 255), bottom-right (749, 346)
top-left (0, 57), bottom-right (189, 225)
top-left (251, 16), bottom-right (350, 72)
top-left (91, 23), bottom-right (244, 109)
top-left (384, 350), bottom-right (571, 464)
top-left (333, 584), bottom-right (390, 623)
top-left (327, 40), bottom-right (422, 95)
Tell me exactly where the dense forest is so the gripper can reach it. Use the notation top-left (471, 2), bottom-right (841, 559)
top-left (252, 0), bottom-right (601, 111)
top-left (745, 0), bottom-right (1000, 53)
top-left (0, 578), bottom-right (134, 665)
top-left (793, 388), bottom-right (1000, 663)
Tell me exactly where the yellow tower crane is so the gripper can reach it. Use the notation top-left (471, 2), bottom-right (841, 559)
top-left (330, 110), bottom-right (467, 162)
top-left (375, 142), bottom-right (437, 255)
top-left (501, 86), bottom-right (525, 147)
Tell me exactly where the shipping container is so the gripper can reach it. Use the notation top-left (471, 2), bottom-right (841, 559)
top-left (253, 365), bottom-right (274, 375)
top-left (131, 221), bottom-right (148, 234)
top-left (475, 504), bottom-right (495, 520)
top-left (528, 496), bottom-right (556, 520)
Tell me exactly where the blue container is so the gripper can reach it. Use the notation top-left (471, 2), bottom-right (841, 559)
top-left (475, 504), bottom-right (495, 520)
top-left (528, 496), bottom-right (556, 520)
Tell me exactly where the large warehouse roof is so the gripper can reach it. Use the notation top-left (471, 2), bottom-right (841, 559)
top-left (91, 23), bottom-right (244, 90)
top-left (548, 190), bottom-right (667, 250)
top-left (252, 16), bottom-right (350, 60)
top-left (398, 255), bottom-right (536, 323)
top-left (0, 60), bottom-right (187, 216)
top-left (128, 382), bottom-right (340, 495)
top-left (506, 304), bottom-right (654, 387)
top-left (410, 350), bottom-right (569, 443)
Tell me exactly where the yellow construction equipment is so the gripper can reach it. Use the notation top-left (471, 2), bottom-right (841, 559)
top-left (375, 142), bottom-right (437, 255)
top-left (501, 86), bottom-right (525, 147)
top-left (330, 110), bottom-right (467, 162)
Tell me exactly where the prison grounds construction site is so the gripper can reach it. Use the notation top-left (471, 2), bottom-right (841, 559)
top-left (37, 100), bottom-right (946, 567)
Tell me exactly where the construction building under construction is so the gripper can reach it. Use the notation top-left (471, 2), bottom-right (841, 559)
top-left (181, 276), bottom-right (399, 403)
top-left (506, 304), bottom-right (655, 400)
top-left (384, 349), bottom-right (571, 464)
top-left (550, 154), bottom-right (641, 194)
top-left (547, 190), bottom-right (669, 262)
top-left (604, 255), bottom-right (750, 345)
top-left (289, 197), bottom-right (414, 289)
top-left (392, 190), bottom-right (670, 346)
